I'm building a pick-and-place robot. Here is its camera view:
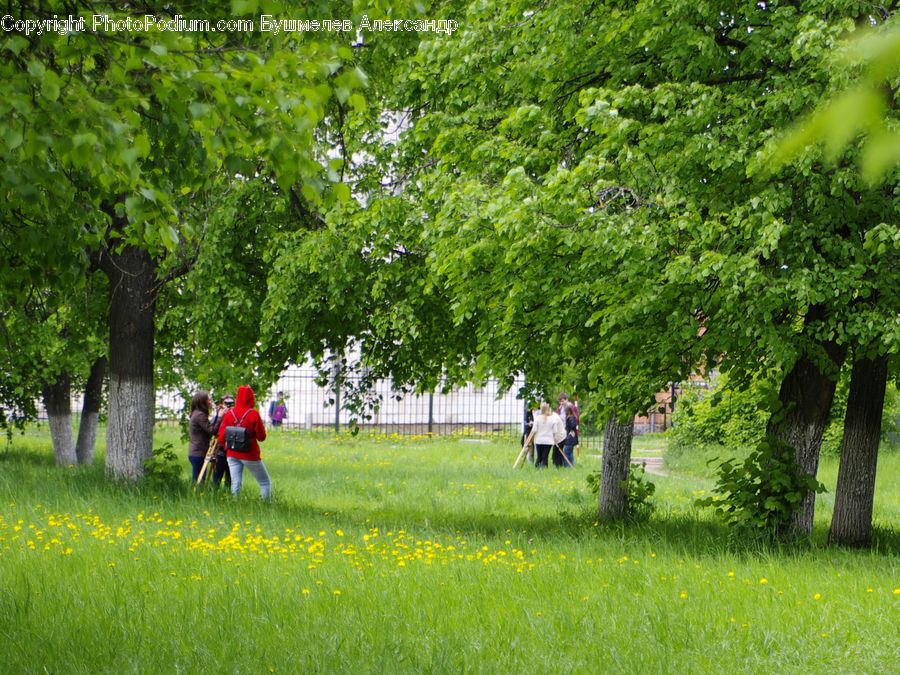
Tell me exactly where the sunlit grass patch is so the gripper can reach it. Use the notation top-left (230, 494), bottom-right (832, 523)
top-left (0, 427), bottom-right (897, 672)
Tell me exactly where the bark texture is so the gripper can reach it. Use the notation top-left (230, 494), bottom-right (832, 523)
top-left (598, 416), bottom-right (634, 520)
top-left (75, 355), bottom-right (106, 465)
top-left (42, 372), bottom-right (76, 466)
top-left (766, 344), bottom-right (844, 537)
top-left (828, 355), bottom-right (888, 548)
top-left (100, 244), bottom-right (156, 481)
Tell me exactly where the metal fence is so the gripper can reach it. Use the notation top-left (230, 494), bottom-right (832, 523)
top-left (38, 369), bottom-right (679, 451)
top-left (267, 371), bottom-right (527, 438)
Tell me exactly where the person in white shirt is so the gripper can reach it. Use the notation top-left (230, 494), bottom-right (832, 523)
top-left (531, 401), bottom-right (565, 468)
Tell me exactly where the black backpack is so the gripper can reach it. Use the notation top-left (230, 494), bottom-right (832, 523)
top-left (224, 409), bottom-right (253, 451)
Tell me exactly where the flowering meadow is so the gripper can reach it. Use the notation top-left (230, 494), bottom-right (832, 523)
top-left (1, 428), bottom-right (897, 673)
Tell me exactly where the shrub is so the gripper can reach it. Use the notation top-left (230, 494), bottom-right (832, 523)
top-left (695, 436), bottom-right (826, 536)
top-left (669, 374), bottom-right (773, 455)
top-left (142, 442), bottom-right (185, 494)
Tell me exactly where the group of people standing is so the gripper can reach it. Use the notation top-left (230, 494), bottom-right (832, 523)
top-left (525, 392), bottom-right (580, 468)
top-left (187, 385), bottom-right (272, 500)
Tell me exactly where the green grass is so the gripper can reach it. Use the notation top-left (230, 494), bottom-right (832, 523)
top-left (1, 426), bottom-right (897, 673)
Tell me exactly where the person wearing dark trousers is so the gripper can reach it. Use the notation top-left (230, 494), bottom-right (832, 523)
top-left (188, 391), bottom-right (225, 483)
top-left (210, 394), bottom-right (235, 487)
top-left (522, 407), bottom-right (535, 464)
top-left (562, 403), bottom-right (578, 467)
top-left (532, 402), bottom-right (564, 468)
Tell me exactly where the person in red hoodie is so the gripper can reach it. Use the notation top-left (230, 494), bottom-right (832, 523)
top-left (217, 385), bottom-right (271, 500)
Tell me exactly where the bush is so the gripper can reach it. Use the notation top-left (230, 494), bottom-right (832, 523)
top-left (668, 373), bottom-right (772, 455)
top-left (695, 436), bottom-right (826, 537)
top-left (142, 442), bottom-right (185, 494)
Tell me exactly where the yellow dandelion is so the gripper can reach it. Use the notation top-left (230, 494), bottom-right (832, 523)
top-left (302, 588), bottom-right (310, 595)
top-left (727, 571), bottom-right (735, 578)
top-left (759, 578), bottom-right (768, 585)
top-left (893, 588), bottom-right (900, 595)
top-left (333, 589), bottom-right (341, 596)
top-left (813, 593), bottom-right (821, 601)
top-left (336, 530), bottom-right (344, 537)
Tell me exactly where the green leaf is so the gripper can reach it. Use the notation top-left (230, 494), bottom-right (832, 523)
top-left (27, 59), bottom-right (45, 79)
top-left (231, 0), bottom-right (258, 15)
top-left (348, 93), bottom-right (367, 112)
top-left (4, 36), bottom-right (29, 56)
top-left (333, 183), bottom-right (351, 204)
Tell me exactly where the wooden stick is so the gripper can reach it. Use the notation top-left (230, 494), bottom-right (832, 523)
top-left (513, 428), bottom-right (536, 469)
top-left (196, 437), bottom-right (218, 485)
top-left (554, 442), bottom-right (575, 468)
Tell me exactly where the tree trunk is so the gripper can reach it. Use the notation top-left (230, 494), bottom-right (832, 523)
top-left (598, 415), bottom-right (634, 520)
top-left (828, 355), bottom-right (888, 548)
top-left (766, 345), bottom-right (844, 538)
top-left (42, 372), bottom-right (76, 466)
top-left (100, 244), bottom-right (156, 481)
top-left (75, 355), bottom-right (106, 465)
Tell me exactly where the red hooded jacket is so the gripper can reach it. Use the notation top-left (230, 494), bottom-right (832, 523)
top-left (217, 385), bottom-right (267, 461)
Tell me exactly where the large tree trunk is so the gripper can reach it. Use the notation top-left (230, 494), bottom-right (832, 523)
top-left (766, 344), bottom-right (844, 537)
top-left (42, 372), bottom-right (76, 466)
top-left (828, 355), bottom-right (888, 548)
top-left (75, 355), bottom-right (106, 465)
top-left (100, 244), bottom-right (156, 481)
top-left (598, 415), bottom-right (634, 520)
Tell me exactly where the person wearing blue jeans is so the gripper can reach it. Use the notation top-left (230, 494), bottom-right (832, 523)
top-left (227, 457), bottom-right (272, 500)
top-left (562, 403), bottom-right (578, 467)
top-left (217, 385), bottom-right (273, 500)
top-left (188, 390), bottom-right (224, 483)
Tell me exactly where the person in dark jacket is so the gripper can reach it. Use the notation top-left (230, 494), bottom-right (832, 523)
top-left (522, 406), bottom-right (535, 463)
top-left (217, 385), bottom-right (271, 499)
top-left (188, 391), bottom-right (224, 482)
top-left (562, 403), bottom-right (578, 467)
top-left (210, 394), bottom-right (235, 487)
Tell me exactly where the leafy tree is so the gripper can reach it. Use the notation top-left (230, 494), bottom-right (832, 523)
top-left (776, 22), bottom-right (900, 182)
top-left (1, 1), bottom-right (364, 479)
top-left (307, 0), bottom-right (899, 531)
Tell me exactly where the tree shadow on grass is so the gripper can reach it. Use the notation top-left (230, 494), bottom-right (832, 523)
top-left (4, 449), bottom-right (897, 560)
top-left (257, 493), bottom-right (900, 559)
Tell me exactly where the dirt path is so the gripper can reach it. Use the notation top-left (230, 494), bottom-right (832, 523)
top-left (632, 456), bottom-right (666, 477)
top-left (584, 455), bottom-right (667, 477)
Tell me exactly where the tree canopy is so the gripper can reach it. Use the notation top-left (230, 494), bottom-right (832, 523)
top-left (1, 0), bottom-right (896, 540)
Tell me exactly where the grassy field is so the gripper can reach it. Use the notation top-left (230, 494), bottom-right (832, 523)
top-left (1, 426), bottom-right (897, 673)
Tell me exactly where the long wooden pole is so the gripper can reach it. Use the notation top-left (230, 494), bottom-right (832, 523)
top-left (513, 428), bottom-right (536, 469)
top-left (554, 442), bottom-right (574, 468)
